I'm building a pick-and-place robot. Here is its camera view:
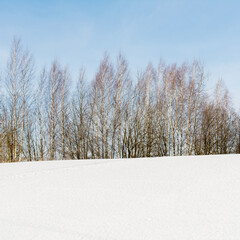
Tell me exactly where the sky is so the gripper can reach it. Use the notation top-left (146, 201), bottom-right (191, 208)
top-left (0, 0), bottom-right (239, 109)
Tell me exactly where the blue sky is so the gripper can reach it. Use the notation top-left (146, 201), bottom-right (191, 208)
top-left (0, 0), bottom-right (239, 109)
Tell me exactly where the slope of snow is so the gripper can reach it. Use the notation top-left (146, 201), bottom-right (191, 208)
top-left (0, 155), bottom-right (240, 240)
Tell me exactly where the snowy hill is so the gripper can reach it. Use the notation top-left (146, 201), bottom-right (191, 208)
top-left (0, 155), bottom-right (240, 240)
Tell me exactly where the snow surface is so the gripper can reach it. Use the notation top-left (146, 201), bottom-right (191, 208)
top-left (0, 154), bottom-right (240, 240)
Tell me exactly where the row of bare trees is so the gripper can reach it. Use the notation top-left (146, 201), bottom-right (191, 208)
top-left (0, 39), bottom-right (239, 162)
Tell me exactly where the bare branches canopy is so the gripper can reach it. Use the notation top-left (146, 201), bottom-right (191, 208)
top-left (0, 39), bottom-right (239, 162)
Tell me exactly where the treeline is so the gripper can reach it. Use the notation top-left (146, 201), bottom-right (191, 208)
top-left (0, 39), bottom-right (239, 162)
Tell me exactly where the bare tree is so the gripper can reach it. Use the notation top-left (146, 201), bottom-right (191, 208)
top-left (1, 38), bottom-right (240, 161)
top-left (47, 61), bottom-right (63, 160)
top-left (38, 69), bottom-right (47, 160)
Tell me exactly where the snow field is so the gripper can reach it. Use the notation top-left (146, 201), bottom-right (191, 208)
top-left (0, 155), bottom-right (240, 240)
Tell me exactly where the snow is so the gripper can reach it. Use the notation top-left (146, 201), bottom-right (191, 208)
top-left (0, 154), bottom-right (240, 240)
